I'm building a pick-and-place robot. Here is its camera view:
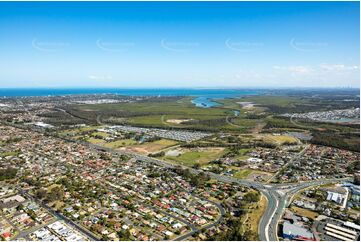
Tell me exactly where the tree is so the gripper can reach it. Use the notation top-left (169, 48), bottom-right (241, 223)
top-left (35, 188), bottom-right (47, 199)
top-left (0, 167), bottom-right (17, 181)
top-left (117, 229), bottom-right (131, 241)
top-left (16, 204), bottom-right (24, 211)
top-left (243, 192), bottom-right (260, 203)
top-left (46, 186), bottom-right (64, 202)
top-left (354, 174), bottom-right (360, 185)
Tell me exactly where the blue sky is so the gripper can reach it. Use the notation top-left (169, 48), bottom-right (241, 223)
top-left (0, 1), bottom-right (359, 88)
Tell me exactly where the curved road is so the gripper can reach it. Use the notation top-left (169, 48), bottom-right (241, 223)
top-left (173, 179), bottom-right (226, 241)
top-left (3, 122), bottom-right (353, 241)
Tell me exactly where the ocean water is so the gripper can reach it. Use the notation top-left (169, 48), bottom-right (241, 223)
top-left (0, 88), bottom-right (260, 98)
top-left (0, 88), bottom-right (261, 108)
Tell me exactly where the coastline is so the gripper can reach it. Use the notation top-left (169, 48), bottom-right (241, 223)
top-left (0, 87), bottom-right (262, 98)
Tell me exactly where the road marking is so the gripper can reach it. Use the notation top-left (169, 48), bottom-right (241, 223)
top-left (264, 192), bottom-right (278, 241)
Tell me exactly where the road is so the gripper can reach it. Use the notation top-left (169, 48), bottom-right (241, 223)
top-left (18, 189), bottom-right (100, 241)
top-left (225, 115), bottom-right (243, 128)
top-left (172, 178), bottom-right (226, 241)
top-left (2, 122), bottom-right (354, 241)
top-left (258, 177), bottom-right (352, 241)
top-left (102, 180), bottom-right (199, 241)
top-left (83, 141), bottom-right (351, 241)
top-left (290, 114), bottom-right (313, 129)
top-left (266, 144), bottom-right (310, 183)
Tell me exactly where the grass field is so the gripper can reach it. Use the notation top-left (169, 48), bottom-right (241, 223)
top-left (237, 96), bottom-right (304, 107)
top-left (91, 131), bottom-right (109, 138)
top-left (46, 184), bottom-right (61, 192)
top-left (240, 193), bottom-right (267, 240)
top-left (233, 168), bottom-right (273, 181)
top-left (74, 97), bottom-right (253, 131)
top-left (59, 126), bottom-right (100, 136)
top-left (164, 147), bottom-right (225, 167)
top-left (78, 97), bottom-right (229, 116)
top-left (290, 206), bottom-right (319, 219)
top-left (78, 126), bottom-right (99, 132)
top-left (235, 148), bottom-right (252, 160)
top-left (63, 94), bottom-right (359, 152)
top-left (103, 139), bottom-right (138, 149)
top-left (128, 115), bottom-right (167, 127)
top-left (124, 139), bottom-right (178, 154)
top-left (70, 95), bottom-right (320, 132)
top-left (233, 169), bottom-right (253, 179)
top-left (261, 134), bottom-right (299, 145)
top-left (86, 137), bottom-right (105, 145)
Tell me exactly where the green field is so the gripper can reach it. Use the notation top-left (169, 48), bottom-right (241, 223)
top-left (69, 96), bottom-right (307, 132)
top-left (73, 97), bottom-right (250, 131)
top-left (124, 139), bottom-right (178, 154)
top-left (103, 139), bottom-right (138, 149)
top-left (261, 134), bottom-right (299, 145)
top-left (57, 93), bottom-right (359, 151)
top-left (86, 137), bottom-right (104, 145)
top-left (238, 96), bottom-right (301, 107)
top-left (235, 148), bottom-right (252, 160)
top-left (233, 169), bottom-right (253, 179)
top-left (164, 148), bottom-right (225, 167)
top-left (91, 131), bottom-right (109, 138)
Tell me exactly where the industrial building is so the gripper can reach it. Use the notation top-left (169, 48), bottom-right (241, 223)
top-left (325, 222), bottom-right (360, 241)
top-left (282, 221), bottom-right (315, 241)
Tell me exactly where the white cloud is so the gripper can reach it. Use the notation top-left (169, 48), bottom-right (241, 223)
top-left (288, 66), bottom-right (312, 74)
top-left (273, 65), bottom-right (312, 75)
top-left (273, 63), bottom-right (359, 76)
top-left (319, 63), bottom-right (358, 72)
top-left (88, 75), bottom-right (113, 81)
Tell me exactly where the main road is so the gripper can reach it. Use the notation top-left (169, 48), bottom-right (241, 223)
top-left (81, 141), bottom-right (352, 241)
top-left (2, 122), bottom-right (353, 241)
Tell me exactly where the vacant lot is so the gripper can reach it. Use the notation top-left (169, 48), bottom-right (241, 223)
top-left (86, 137), bottom-right (105, 145)
top-left (290, 206), bottom-right (319, 219)
top-left (233, 169), bottom-right (253, 179)
top-left (233, 168), bottom-right (273, 182)
top-left (59, 126), bottom-right (100, 137)
top-left (240, 194), bottom-right (267, 240)
top-left (164, 147), bottom-right (225, 167)
top-left (123, 139), bottom-right (178, 154)
top-left (91, 131), bottom-right (109, 138)
top-left (261, 134), bottom-right (299, 145)
top-left (104, 139), bottom-right (138, 149)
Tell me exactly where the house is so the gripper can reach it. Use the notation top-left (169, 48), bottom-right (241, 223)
top-left (172, 223), bottom-right (183, 229)
top-left (1, 231), bottom-right (12, 241)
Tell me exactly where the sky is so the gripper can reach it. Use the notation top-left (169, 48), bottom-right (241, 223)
top-left (0, 1), bottom-right (359, 88)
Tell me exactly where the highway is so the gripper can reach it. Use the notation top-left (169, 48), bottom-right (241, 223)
top-left (257, 178), bottom-right (352, 241)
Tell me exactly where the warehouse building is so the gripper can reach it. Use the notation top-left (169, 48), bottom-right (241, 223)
top-left (282, 221), bottom-right (315, 241)
top-left (325, 222), bottom-right (360, 241)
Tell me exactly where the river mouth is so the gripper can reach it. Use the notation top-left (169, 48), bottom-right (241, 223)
top-left (190, 90), bottom-right (260, 108)
top-left (191, 96), bottom-right (222, 108)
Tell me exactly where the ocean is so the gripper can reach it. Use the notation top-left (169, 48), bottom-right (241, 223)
top-left (0, 88), bottom-right (261, 108)
top-left (0, 88), bottom-right (261, 98)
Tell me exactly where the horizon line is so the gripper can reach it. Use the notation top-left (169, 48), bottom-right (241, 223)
top-left (0, 86), bottom-right (359, 90)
